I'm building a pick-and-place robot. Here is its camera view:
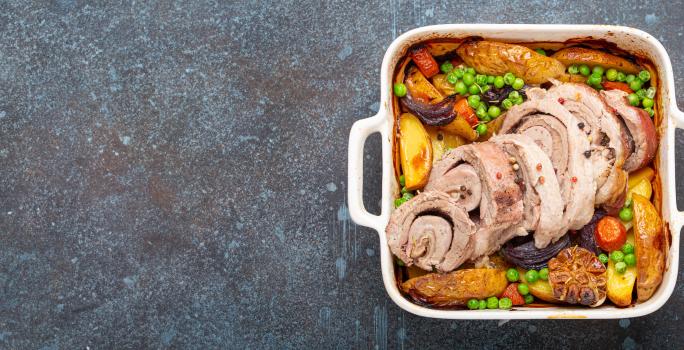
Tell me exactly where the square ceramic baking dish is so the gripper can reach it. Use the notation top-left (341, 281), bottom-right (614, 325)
top-left (348, 24), bottom-right (684, 319)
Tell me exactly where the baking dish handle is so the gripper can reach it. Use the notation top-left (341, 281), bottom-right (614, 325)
top-left (348, 112), bottom-right (388, 231)
top-left (673, 107), bottom-right (684, 231)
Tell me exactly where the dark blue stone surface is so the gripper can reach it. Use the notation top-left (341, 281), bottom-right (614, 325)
top-left (0, 1), bottom-right (683, 349)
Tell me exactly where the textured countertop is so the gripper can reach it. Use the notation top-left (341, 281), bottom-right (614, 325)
top-left (1, 1), bottom-right (683, 349)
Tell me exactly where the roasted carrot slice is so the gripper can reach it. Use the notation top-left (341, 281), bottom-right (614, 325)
top-left (602, 81), bottom-right (633, 94)
top-left (454, 98), bottom-right (478, 127)
top-left (409, 45), bottom-right (439, 78)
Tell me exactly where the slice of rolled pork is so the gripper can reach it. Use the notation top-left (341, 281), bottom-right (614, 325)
top-left (386, 191), bottom-right (477, 272)
top-left (491, 134), bottom-right (565, 248)
top-left (425, 142), bottom-right (524, 259)
top-left (546, 82), bottom-right (628, 209)
top-left (600, 89), bottom-right (658, 172)
top-left (500, 92), bottom-right (595, 231)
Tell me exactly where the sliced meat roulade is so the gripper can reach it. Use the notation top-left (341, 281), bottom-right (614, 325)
top-left (425, 142), bottom-right (524, 258)
top-left (386, 191), bottom-right (477, 272)
top-left (500, 92), bottom-right (595, 231)
top-left (546, 82), bottom-right (628, 208)
top-left (600, 89), bottom-right (658, 172)
top-left (491, 134), bottom-right (565, 248)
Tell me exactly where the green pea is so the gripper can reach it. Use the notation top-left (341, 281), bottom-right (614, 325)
top-left (482, 84), bottom-right (491, 92)
top-left (587, 73), bottom-right (602, 87)
top-left (502, 99), bottom-right (513, 110)
top-left (467, 298), bottom-right (480, 310)
top-left (506, 268), bottom-right (519, 282)
top-left (494, 76), bottom-right (505, 89)
top-left (487, 75), bottom-right (495, 84)
top-left (605, 68), bottom-right (618, 81)
top-left (402, 192), bottom-right (413, 201)
top-left (525, 270), bottom-right (539, 283)
top-left (524, 294), bottom-right (534, 304)
top-left (488, 105), bottom-right (502, 119)
top-left (467, 94), bottom-right (481, 109)
top-left (503, 72), bottom-right (516, 85)
top-left (517, 283), bottom-right (530, 296)
top-left (539, 267), bottom-right (549, 281)
top-left (401, 186), bottom-right (409, 194)
top-left (468, 83), bottom-right (481, 95)
top-left (455, 81), bottom-right (468, 95)
top-left (629, 79), bottom-right (643, 92)
top-left (598, 253), bottom-right (609, 264)
top-left (479, 300), bottom-right (487, 309)
top-left (462, 73), bottom-right (475, 86)
top-left (644, 107), bottom-right (655, 117)
top-left (642, 97), bottom-right (654, 108)
top-left (622, 243), bottom-right (634, 255)
top-left (568, 65), bottom-right (580, 74)
top-left (611, 250), bottom-right (625, 263)
top-left (619, 207), bottom-right (633, 222)
top-left (399, 175), bottom-right (405, 187)
top-left (486, 296), bottom-right (499, 309)
top-left (625, 74), bottom-right (636, 83)
top-left (393, 83), bottom-right (407, 97)
top-left (465, 67), bottom-right (476, 75)
top-left (514, 96), bottom-right (524, 105)
top-left (535, 48), bottom-right (546, 56)
top-left (512, 78), bottom-right (525, 90)
top-left (440, 61), bottom-right (454, 74)
top-left (592, 66), bottom-right (605, 76)
top-left (616, 71), bottom-right (627, 82)
top-left (454, 68), bottom-right (464, 78)
top-left (499, 297), bottom-right (513, 309)
top-left (579, 64), bottom-right (591, 76)
top-left (615, 261), bottom-right (627, 274)
top-left (476, 105), bottom-right (488, 119)
top-left (646, 87), bottom-right (657, 99)
top-left (446, 71), bottom-right (459, 84)
top-left (508, 90), bottom-right (521, 101)
top-left (624, 253), bottom-right (636, 267)
top-left (627, 93), bottom-right (640, 106)
top-left (394, 198), bottom-right (403, 208)
top-left (476, 123), bottom-right (488, 135)
top-left (475, 74), bottom-right (487, 86)
top-left (636, 89), bottom-right (647, 100)
top-left (638, 70), bottom-right (651, 82)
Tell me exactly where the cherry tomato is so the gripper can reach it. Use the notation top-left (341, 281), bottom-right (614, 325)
top-left (595, 216), bottom-right (627, 252)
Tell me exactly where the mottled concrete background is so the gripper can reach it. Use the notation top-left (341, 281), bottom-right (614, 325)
top-left (0, 1), bottom-right (683, 349)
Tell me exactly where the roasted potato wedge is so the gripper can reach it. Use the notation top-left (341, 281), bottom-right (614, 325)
top-left (401, 269), bottom-right (507, 307)
top-left (607, 260), bottom-right (637, 307)
top-left (456, 40), bottom-right (566, 84)
top-left (431, 74), bottom-right (455, 96)
top-left (518, 268), bottom-right (559, 303)
top-left (428, 42), bottom-right (461, 57)
top-left (551, 47), bottom-right (641, 74)
top-left (633, 194), bottom-right (666, 302)
top-left (439, 115), bottom-right (478, 141)
top-left (426, 126), bottom-right (467, 163)
top-left (628, 178), bottom-right (652, 201)
top-left (628, 166), bottom-right (655, 189)
top-left (556, 72), bottom-right (590, 83)
top-left (405, 66), bottom-right (443, 102)
top-left (399, 113), bottom-right (432, 190)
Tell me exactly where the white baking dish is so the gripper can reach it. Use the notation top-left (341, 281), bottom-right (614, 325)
top-left (348, 24), bottom-right (684, 319)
